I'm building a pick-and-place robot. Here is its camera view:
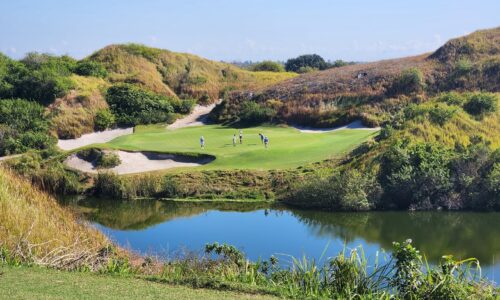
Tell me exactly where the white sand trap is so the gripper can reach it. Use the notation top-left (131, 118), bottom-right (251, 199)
top-left (64, 151), bottom-right (213, 175)
top-left (58, 128), bottom-right (134, 151)
top-left (294, 120), bottom-right (381, 133)
top-left (167, 101), bottom-right (220, 130)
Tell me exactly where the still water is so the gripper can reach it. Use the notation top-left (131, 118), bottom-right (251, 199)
top-left (66, 198), bottom-right (499, 283)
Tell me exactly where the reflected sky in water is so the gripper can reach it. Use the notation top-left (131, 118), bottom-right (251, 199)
top-left (67, 198), bottom-right (499, 283)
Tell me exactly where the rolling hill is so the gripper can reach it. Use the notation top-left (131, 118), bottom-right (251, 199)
top-left (216, 27), bottom-right (499, 127)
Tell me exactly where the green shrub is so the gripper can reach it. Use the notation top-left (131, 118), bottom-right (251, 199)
top-left (77, 148), bottom-right (103, 162)
top-left (74, 60), bottom-right (108, 78)
top-left (380, 142), bottom-right (454, 209)
top-left (388, 68), bottom-right (425, 96)
top-left (0, 99), bottom-right (55, 155)
top-left (11, 53), bottom-right (76, 104)
top-left (106, 84), bottom-right (175, 126)
top-left (172, 98), bottom-right (196, 114)
top-left (297, 66), bottom-right (317, 73)
top-left (250, 61), bottom-right (285, 72)
top-left (94, 109), bottom-right (115, 131)
top-left (428, 104), bottom-right (457, 125)
top-left (463, 92), bottom-right (497, 116)
top-left (436, 92), bottom-right (466, 106)
top-left (239, 101), bottom-right (276, 125)
top-left (96, 152), bottom-right (121, 169)
top-left (287, 170), bottom-right (380, 211)
top-left (94, 172), bottom-right (126, 198)
top-left (453, 58), bottom-right (473, 77)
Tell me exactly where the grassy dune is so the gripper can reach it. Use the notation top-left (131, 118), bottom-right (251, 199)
top-left (103, 125), bottom-right (378, 170)
top-left (89, 44), bottom-right (297, 100)
top-left (0, 167), bottom-right (108, 269)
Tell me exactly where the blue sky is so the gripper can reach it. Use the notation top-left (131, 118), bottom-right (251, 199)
top-left (1, 0), bottom-right (498, 62)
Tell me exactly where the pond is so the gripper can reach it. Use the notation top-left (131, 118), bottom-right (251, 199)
top-left (65, 198), bottom-right (499, 283)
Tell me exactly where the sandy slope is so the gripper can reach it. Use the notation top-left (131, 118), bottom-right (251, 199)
top-left (58, 128), bottom-right (134, 151)
top-left (64, 151), bottom-right (212, 175)
top-left (167, 103), bottom-right (219, 129)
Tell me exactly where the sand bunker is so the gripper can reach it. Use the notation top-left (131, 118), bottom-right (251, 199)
top-left (58, 128), bottom-right (134, 151)
top-left (64, 151), bottom-right (213, 175)
top-left (294, 120), bottom-right (381, 133)
top-left (167, 102), bottom-right (219, 129)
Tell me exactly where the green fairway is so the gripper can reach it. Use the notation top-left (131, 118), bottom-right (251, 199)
top-left (0, 266), bottom-right (277, 300)
top-left (103, 124), bottom-right (378, 170)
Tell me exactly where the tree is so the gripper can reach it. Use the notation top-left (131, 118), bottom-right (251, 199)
top-left (285, 54), bottom-right (328, 72)
top-left (105, 84), bottom-right (175, 126)
top-left (250, 61), bottom-right (285, 72)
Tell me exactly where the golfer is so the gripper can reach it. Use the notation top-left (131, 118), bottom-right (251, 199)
top-left (232, 134), bottom-right (237, 147)
top-left (264, 136), bottom-right (269, 148)
top-left (200, 136), bottom-right (205, 149)
top-left (239, 130), bottom-right (243, 144)
top-left (259, 133), bottom-right (264, 144)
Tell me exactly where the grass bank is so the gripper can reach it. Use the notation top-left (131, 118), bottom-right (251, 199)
top-left (0, 167), bottom-right (109, 269)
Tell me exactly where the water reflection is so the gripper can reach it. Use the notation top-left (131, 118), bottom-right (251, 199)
top-left (290, 210), bottom-right (500, 264)
top-left (64, 198), bottom-right (499, 267)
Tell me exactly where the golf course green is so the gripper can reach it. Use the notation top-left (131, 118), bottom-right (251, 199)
top-left (101, 124), bottom-right (379, 170)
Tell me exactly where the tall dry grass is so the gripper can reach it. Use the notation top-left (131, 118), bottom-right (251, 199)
top-left (0, 167), bottom-right (109, 270)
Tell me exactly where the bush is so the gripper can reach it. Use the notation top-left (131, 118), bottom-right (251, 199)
top-left (74, 60), bottom-right (108, 78)
top-left (297, 66), bottom-right (317, 73)
top-left (0, 99), bottom-right (55, 155)
top-left (106, 84), bottom-right (175, 126)
top-left (380, 142), bottom-right (453, 209)
top-left (94, 109), bottom-right (115, 131)
top-left (428, 104), bottom-right (457, 125)
top-left (96, 152), bottom-right (121, 169)
top-left (250, 61), bottom-right (285, 72)
top-left (285, 54), bottom-right (328, 72)
top-left (388, 68), bottom-right (425, 96)
top-left (453, 58), bottom-right (473, 77)
top-left (287, 170), bottom-right (380, 211)
top-left (12, 53), bottom-right (76, 104)
top-left (77, 148), bottom-right (103, 162)
top-left (436, 92), bottom-right (466, 106)
top-left (172, 98), bottom-right (197, 114)
top-left (463, 92), bottom-right (497, 116)
top-left (239, 101), bottom-right (276, 125)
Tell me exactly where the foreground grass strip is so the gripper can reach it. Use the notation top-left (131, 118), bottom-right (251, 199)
top-left (0, 266), bottom-right (278, 300)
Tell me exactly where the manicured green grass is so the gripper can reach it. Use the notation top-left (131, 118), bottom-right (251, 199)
top-left (103, 125), bottom-right (378, 170)
top-left (0, 266), bottom-right (277, 300)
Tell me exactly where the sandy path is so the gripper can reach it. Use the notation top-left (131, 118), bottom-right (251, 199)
top-left (64, 151), bottom-right (212, 175)
top-left (294, 120), bottom-right (381, 133)
top-left (167, 102), bottom-right (219, 129)
top-left (57, 128), bottom-right (134, 151)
